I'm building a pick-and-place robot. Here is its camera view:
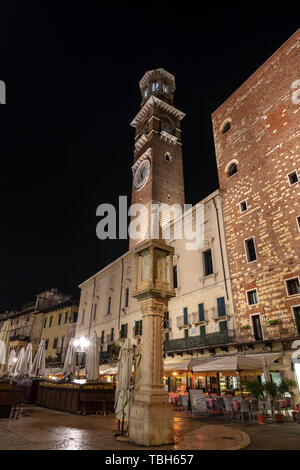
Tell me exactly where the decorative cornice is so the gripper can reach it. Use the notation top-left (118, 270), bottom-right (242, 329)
top-left (160, 130), bottom-right (178, 145)
top-left (135, 133), bottom-right (148, 151)
top-left (139, 69), bottom-right (176, 92)
top-left (130, 96), bottom-right (185, 128)
top-left (131, 147), bottom-right (152, 174)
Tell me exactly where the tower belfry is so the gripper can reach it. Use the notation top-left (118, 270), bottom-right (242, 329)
top-left (129, 68), bottom-right (185, 248)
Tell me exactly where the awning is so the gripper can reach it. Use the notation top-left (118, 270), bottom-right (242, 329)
top-left (192, 355), bottom-right (261, 372)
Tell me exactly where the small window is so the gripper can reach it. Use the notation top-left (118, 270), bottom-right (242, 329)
top-left (143, 88), bottom-right (148, 98)
top-left (245, 238), bottom-right (257, 262)
top-left (45, 339), bottom-right (49, 350)
top-left (163, 83), bottom-right (169, 93)
top-left (165, 153), bottom-right (171, 162)
top-left (125, 288), bottom-right (129, 308)
top-left (134, 320), bottom-right (142, 336)
top-left (286, 278), bottom-right (300, 296)
top-left (64, 311), bottom-right (68, 323)
top-left (288, 170), bottom-right (299, 186)
top-left (58, 314), bottom-right (62, 325)
top-left (49, 316), bottom-right (53, 328)
top-left (107, 297), bottom-right (111, 315)
top-left (163, 311), bottom-right (169, 329)
top-left (200, 325), bottom-right (206, 336)
top-left (240, 200), bottom-right (248, 213)
top-left (43, 318), bottom-right (47, 329)
top-left (184, 328), bottom-right (189, 338)
top-left (228, 162), bottom-right (237, 177)
top-left (247, 289), bottom-right (258, 305)
top-left (198, 303), bottom-right (205, 322)
top-left (120, 323), bottom-right (128, 339)
top-left (183, 307), bottom-right (188, 325)
top-left (251, 315), bottom-right (263, 341)
top-left (152, 81), bottom-right (159, 92)
top-left (110, 328), bottom-right (114, 342)
top-left (73, 311), bottom-right (78, 323)
top-left (53, 337), bottom-right (58, 349)
top-left (203, 249), bottom-right (213, 276)
top-left (101, 330), bottom-right (105, 343)
top-left (217, 297), bottom-right (226, 317)
top-left (93, 304), bottom-right (97, 320)
top-left (219, 321), bottom-right (228, 332)
top-left (173, 265), bottom-right (178, 289)
top-left (222, 121), bottom-right (231, 135)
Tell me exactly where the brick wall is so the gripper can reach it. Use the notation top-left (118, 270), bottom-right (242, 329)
top-left (212, 29), bottom-right (300, 340)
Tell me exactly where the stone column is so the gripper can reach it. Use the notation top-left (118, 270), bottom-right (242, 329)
top-left (129, 295), bottom-right (174, 446)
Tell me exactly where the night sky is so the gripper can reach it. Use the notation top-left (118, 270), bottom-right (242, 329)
top-left (0, 4), bottom-right (298, 311)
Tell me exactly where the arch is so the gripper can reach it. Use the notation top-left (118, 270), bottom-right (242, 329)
top-left (225, 159), bottom-right (239, 178)
top-left (220, 118), bottom-right (232, 135)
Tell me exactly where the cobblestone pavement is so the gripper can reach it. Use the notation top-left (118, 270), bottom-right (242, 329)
top-left (0, 405), bottom-right (298, 450)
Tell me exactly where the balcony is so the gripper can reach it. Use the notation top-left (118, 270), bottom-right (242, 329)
top-left (176, 315), bottom-right (192, 328)
top-left (164, 330), bottom-right (236, 353)
top-left (212, 305), bottom-right (231, 321)
top-left (192, 311), bottom-right (208, 325)
top-left (236, 321), bottom-right (300, 343)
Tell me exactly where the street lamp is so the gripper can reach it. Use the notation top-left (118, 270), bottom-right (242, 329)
top-left (72, 336), bottom-right (90, 380)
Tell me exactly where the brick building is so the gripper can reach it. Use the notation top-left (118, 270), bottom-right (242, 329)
top-left (212, 29), bottom-right (300, 389)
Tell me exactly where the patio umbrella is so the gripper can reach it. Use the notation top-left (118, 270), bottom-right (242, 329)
top-left (62, 341), bottom-right (76, 379)
top-left (192, 355), bottom-right (262, 372)
top-left (18, 343), bottom-right (33, 377)
top-left (8, 349), bottom-right (16, 376)
top-left (0, 320), bottom-right (11, 377)
top-left (12, 347), bottom-right (25, 377)
top-left (133, 341), bottom-right (142, 393)
top-left (114, 338), bottom-right (132, 422)
top-left (31, 340), bottom-right (46, 377)
top-left (86, 332), bottom-right (99, 382)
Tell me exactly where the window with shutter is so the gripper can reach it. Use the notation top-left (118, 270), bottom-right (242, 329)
top-left (183, 307), bottom-right (188, 325)
top-left (198, 303), bottom-right (205, 322)
top-left (200, 325), bottom-right (206, 336)
top-left (219, 321), bottom-right (228, 332)
top-left (217, 297), bottom-right (226, 317)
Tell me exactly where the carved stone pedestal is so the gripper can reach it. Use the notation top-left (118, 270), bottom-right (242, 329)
top-left (129, 240), bottom-right (175, 446)
top-left (129, 391), bottom-right (174, 446)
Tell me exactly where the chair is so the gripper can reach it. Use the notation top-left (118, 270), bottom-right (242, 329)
top-left (223, 397), bottom-right (234, 421)
top-left (250, 398), bottom-right (259, 420)
top-left (239, 399), bottom-right (251, 421)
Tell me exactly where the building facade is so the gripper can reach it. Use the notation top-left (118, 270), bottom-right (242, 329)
top-left (212, 29), bottom-right (300, 391)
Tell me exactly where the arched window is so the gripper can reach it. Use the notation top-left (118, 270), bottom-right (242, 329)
top-left (228, 162), bottom-right (237, 177)
top-left (221, 121), bottom-right (231, 135)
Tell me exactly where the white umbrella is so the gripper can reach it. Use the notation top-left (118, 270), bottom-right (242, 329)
top-left (86, 332), bottom-right (99, 381)
top-left (12, 347), bottom-right (25, 377)
top-left (114, 338), bottom-right (132, 422)
top-left (19, 343), bottom-right (33, 377)
top-left (99, 364), bottom-right (118, 375)
top-left (8, 349), bottom-right (16, 376)
top-left (192, 355), bottom-right (262, 372)
top-left (32, 340), bottom-right (46, 377)
top-left (0, 320), bottom-right (11, 377)
top-left (62, 341), bottom-right (76, 378)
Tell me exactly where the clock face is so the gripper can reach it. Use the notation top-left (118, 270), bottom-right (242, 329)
top-left (133, 159), bottom-right (150, 190)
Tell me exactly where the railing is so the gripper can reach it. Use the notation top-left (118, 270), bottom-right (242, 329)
top-left (211, 306), bottom-right (231, 320)
top-left (236, 323), bottom-right (300, 343)
top-left (191, 311), bottom-right (207, 324)
top-left (176, 315), bottom-right (192, 328)
top-left (164, 330), bottom-right (236, 352)
top-left (10, 335), bottom-right (30, 342)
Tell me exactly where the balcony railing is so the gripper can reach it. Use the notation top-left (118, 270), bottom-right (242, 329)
top-left (176, 315), bottom-right (192, 328)
top-left (236, 322), bottom-right (300, 343)
top-left (100, 350), bottom-right (113, 361)
top-left (211, 306), bottom-right (231, 321)
top-left (164, 330), bottom-right (236, 353)
top-left (191, 311), bottom-right (207, 324)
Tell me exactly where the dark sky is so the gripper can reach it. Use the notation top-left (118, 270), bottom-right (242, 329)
top-left (0, 3), bottom-right (298, 311)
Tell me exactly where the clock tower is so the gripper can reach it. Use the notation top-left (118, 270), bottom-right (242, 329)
top-left (129, 68), bottom-right (185, 248)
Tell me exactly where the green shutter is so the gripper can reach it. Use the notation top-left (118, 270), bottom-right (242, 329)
top-left (198, 303), bottom-right (205, 322)
top-left (200, 325), bottom-right (206, 336)
top-left (217, 297), bottom-right (226, 317)
top-left (219, 321), bottom-right (228, 332)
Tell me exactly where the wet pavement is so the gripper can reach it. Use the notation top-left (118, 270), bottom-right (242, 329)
top-left (0, 405), bottom-right (299, 450)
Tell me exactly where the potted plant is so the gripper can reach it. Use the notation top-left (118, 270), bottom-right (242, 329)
top-left (267, 319), bottom-right (279, 326)
top-left (244, 379), bottom-right (266, 423)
